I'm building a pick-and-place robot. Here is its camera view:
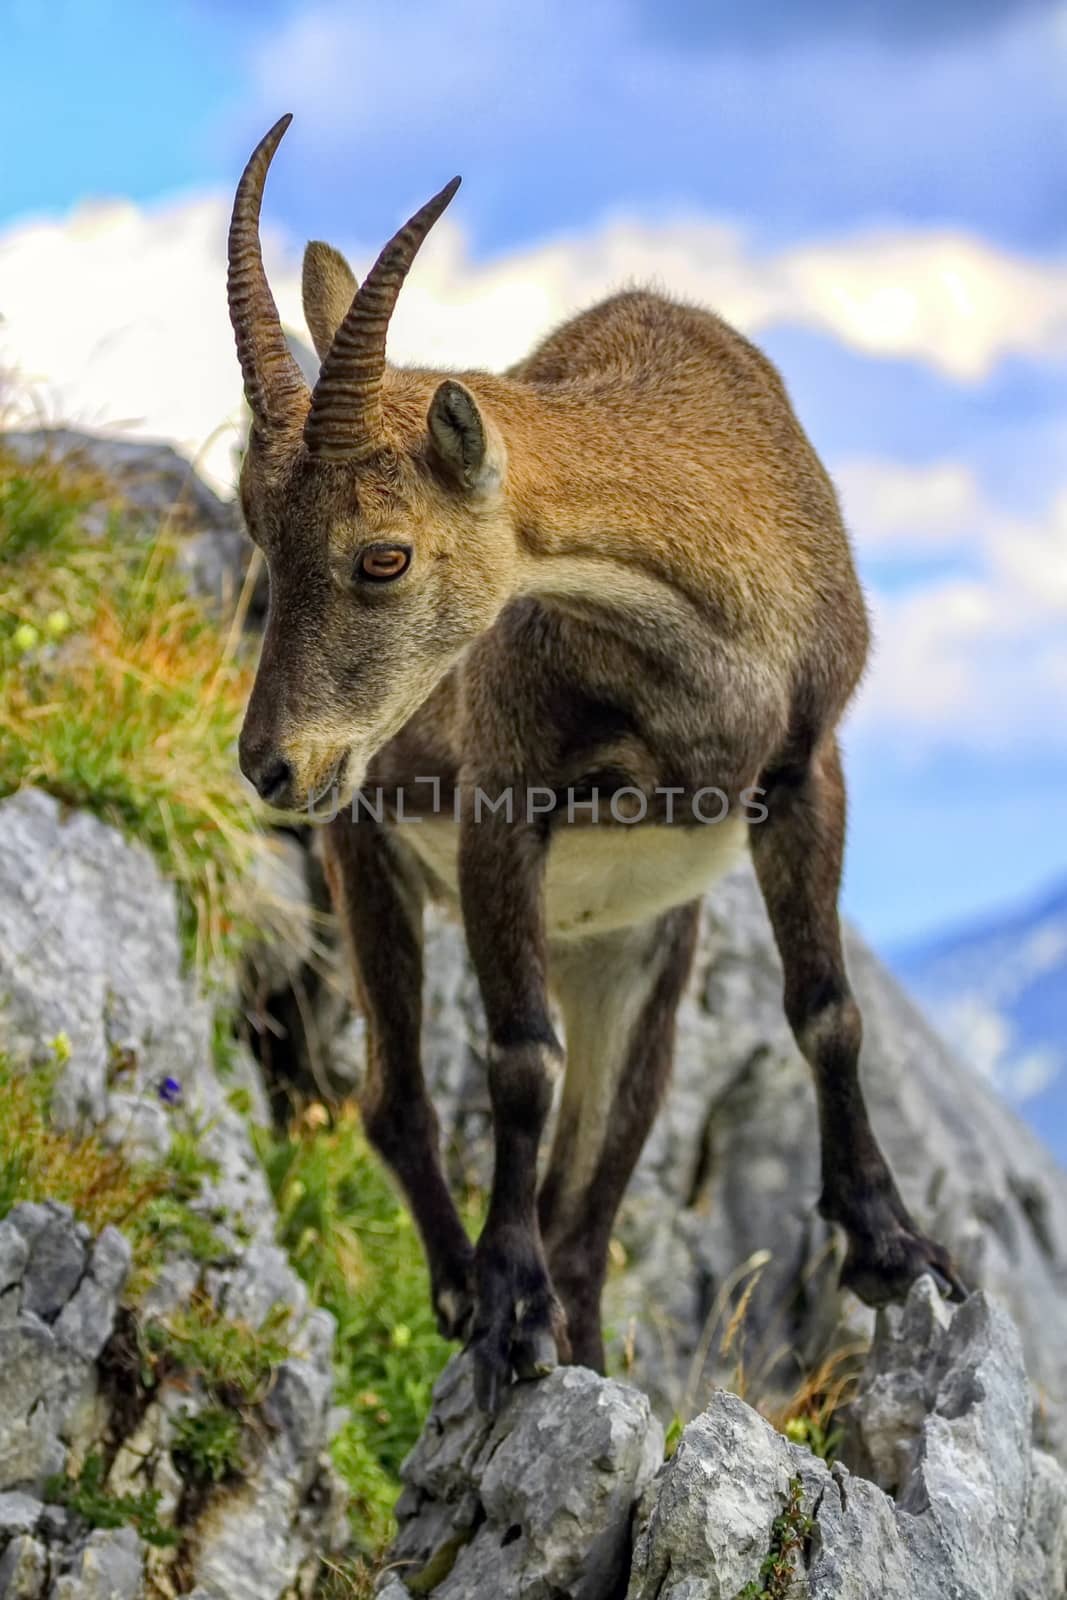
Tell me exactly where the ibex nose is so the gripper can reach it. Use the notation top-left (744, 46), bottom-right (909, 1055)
top-left (240, 742), bottom-right (294, 805)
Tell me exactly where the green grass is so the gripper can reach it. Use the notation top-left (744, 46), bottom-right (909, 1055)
top-left (0, 1046), bottom-right (240, 1303)
top-left (45, 1452), bottom-right (178, 1549)
top-left (171, 1405), bottom-right (247, 1485)
top-left (256, 1108), bottom-right (482, 1552)
top-left (0, 1044), bottom-right (167, 1253)
top-left (0, 445), bottom-right (112, 560)
top-left (0, 440), bottom-right (271, 970)
top-left (734, 1475), bottom-right (814, 1599)
top-left (139, 1295), bottom-right (291, 1404)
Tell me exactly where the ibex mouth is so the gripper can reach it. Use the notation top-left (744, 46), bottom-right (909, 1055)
top-left (292, 752), bottom-right (351, 822)
top-left (308, 750), bottom-right (349, 810)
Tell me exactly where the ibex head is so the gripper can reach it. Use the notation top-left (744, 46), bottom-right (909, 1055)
top-left (229, 117), bottom-right (511, 810)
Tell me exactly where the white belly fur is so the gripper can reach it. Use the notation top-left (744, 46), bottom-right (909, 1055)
top-left (395, 815), bottom-right (749, 938)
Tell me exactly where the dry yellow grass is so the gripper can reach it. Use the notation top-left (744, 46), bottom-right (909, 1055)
top-left (0, 441), bottom-right (273, 969)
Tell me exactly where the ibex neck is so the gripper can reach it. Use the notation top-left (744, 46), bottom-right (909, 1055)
top-left (456, 372), bottom-right (704, 621)
top-left (465, 376), bottom-right (637, 542)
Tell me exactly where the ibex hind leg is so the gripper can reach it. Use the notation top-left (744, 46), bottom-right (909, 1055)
top-left (750, 736), bottom-right (967, 1306)
top-left (540, 903), bottom-right (701, 1371)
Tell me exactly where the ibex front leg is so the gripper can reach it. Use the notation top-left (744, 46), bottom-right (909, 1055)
top-left (751, 738), bottom-right (967, 1306)
top-left (459, 794), bottom-right (569, 1412)
top-left (324, 814), bottom-right (475, 1339)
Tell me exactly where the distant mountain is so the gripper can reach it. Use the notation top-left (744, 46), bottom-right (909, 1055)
top-left (893, 881), bottom-right (1067, 1167)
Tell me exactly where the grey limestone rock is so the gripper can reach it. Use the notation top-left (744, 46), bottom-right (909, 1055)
top-left (389, 1356), bottom-right (663, 1600)
top-left (627, 1281), bottom-right (1064, 1600)
top-left (0, 793), bottom-right (347, 1600)
top-left (0, 1203), bottom-right (122, 1494)
top-left (0, 1501), bottom-right (43, 1541)
top-left (382, 1281), bottom-right (1066, 1599)
top-left (49, 1527), bottom-right (143, 1600)
top-left (0, 1533), bottom-right (48, 1600)
top-left (0, 787), bottom-right (213, 1128)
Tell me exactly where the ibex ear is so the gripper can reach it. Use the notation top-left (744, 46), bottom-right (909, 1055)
top-left (302, 241), bottom-right (358, 363)
top-left (427, 380), bottom-right (504, 492)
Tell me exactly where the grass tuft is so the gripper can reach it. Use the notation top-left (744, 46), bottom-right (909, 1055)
top-left (45, 1452), bottom-right (178, 1549)
top-left (0, 1047), bottom-right (167, 1249)
top-left (315, 1555), bottom-right (382, 1600)
top-left (764, 1341), bottom-right (866, 1465)
top-left (171, 1405), bottom-right (247, 1486)
top-left (0, 1048), bottom-right (227, 1299)
top-left (139, 1294), bottom-right (291, 1405)
top-left (0, 440), bottom-right (269, 970)
top-left (256, 1106), bottom-right (482, 1552)
top-left (666, 1239), bottom-right (863, 1467)
top-left (734, 1474), bottom-right (814, 1599)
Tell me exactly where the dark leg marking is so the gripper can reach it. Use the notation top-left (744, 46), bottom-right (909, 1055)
top-left (324, 814), bottom-right (475, 1338)
top-left (750, 738), bottom-right (967, 1307)
top-left (459, 802), bottom-right (568, 1413)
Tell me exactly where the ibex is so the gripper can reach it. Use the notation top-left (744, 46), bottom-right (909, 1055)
top-left (230, 116), bottom-right (965, 1411)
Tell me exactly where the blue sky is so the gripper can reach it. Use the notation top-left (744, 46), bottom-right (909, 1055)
top-left (1, 0), bottom-right (1065, 951)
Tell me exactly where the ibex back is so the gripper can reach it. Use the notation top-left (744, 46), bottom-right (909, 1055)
top-left (229, 116), bottom-right (965, 1412)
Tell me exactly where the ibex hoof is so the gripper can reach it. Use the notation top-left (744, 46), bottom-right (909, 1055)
top-left (512, 1325), bottom-right (560, 1381)
top-left (467, 1250), bottom-right (569, 1413)
top-left (841, 1221), bottom-right (969, 1309)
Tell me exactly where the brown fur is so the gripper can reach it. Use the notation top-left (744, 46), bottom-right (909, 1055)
top-left (229, 124), bottom-right (965, 1412)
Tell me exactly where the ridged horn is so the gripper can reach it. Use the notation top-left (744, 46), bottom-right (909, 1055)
top-left (304, 176), bottom-right (461, 460)
top-left (228, 114), bottom-right (309, 430)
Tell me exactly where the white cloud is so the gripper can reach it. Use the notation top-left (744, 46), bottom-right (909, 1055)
top-left (852, 480), bottom-right (1067, 747)
top-left (775, 232), bottom-right (1067, 382)
top-left (3, 187), bottom-right (1066, 498)
top-left (400, 217), bottom-right (1067, 384)
top-left (836, 458), bottom-right (985, 554)
top-left (944, 998), bottom-right (1013, 1084)
top-left (934, 994), bottom-right (1061, 1103)
top-left (0, 192), bottom-right (268, 493)
top-left (242, 0), bottom-right (1067, 385)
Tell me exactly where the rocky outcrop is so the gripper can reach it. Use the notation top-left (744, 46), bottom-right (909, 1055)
top-left (0, 1197), bottom-right (347, 1600)
top-left (0, 790), bottom-right (346, 1600)
top-left (388, 1359), bottom-right (663, 1599)
top-left (0, 786), bottom-right (268, 1152)
top-left (0, 1206), bottom-right (131, 1491)
top-left (381, 1280), bottom-right (1067, 1600)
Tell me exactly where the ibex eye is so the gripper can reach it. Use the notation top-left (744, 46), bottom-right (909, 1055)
top-left (355, 545), bottom-right (411, 583)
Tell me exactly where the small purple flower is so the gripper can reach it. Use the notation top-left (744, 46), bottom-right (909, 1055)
top-left (158, 1076), bottom-right (183, 1106)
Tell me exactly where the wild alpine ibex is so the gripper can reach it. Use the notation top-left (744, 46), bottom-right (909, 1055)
top-left (229, 116), bottom-right (965, 1411)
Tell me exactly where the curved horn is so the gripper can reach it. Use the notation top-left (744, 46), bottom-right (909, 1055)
top-left (304, 176), bottom-right (461, 460)
top-left (228, 114), bottom-right (309, 430)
